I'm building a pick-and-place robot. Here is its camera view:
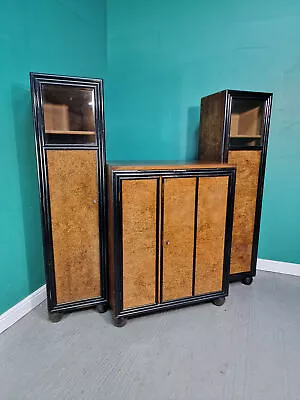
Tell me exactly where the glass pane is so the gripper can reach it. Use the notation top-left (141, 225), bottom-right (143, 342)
top-left (41, 84), bottom-right (96, 145)
top-left (229, 98), bottom-right (264, 147)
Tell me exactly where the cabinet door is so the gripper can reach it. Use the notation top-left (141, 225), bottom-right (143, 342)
top-left (122, 179), bottom-right (157, 309)
top-left (162, 178), bottom-right (196, 301)
top-left (46, 150), bottom-right (101, 304)
top-left (228, 150), bottom-right (261, 274)
top-left (194, 176), bottom-right (228, 294)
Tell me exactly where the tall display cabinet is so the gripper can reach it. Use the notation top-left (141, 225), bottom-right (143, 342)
top-left (198, 90), bottom-right (272, 285)
top-left (30, 73), bottom-right (108, 321)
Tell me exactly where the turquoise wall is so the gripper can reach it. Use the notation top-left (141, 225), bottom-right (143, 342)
top-left (0, 0), bottom-right (106, 314)
top-left (106, 0), bottom-right (300, 264)
top-left (1, 0), bottom-right (300, 314)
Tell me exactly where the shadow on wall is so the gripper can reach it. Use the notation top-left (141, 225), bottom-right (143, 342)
top-left (11, 84), bottom-right (45, 293)
top-left (186, 106), bottom-right (200, 160)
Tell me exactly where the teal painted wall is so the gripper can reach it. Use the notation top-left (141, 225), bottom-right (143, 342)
top-left (106, 0), bottom-right (300, 264)
top-left (0, 0), bottom-right (106, 314)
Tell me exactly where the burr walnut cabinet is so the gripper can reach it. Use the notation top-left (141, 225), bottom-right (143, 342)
top-left (198, 90), bottom-right (272, 285)
top-left (30, 73), bottom-right (108, 321)
top-left (107, 162), bottom-right (236, 326)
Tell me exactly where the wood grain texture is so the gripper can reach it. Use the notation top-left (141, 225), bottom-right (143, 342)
top-left (228, 150), bottom-right (261, 274)
top-left (198, 91), bottom-right (226, 162)
top-left (195, 177), bottom-right (228, 295)
top-left (47, 150), bottom-right (101, 304)
top-left (162, 178), bottom-right (195, 301)
top-left (122, 179), bottom-right (157, 309)
top-left (108, 162), bottom-right (231, 172)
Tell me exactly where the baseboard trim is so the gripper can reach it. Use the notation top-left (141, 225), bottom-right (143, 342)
top-left (0, 285), bottom-right (46, 334)
top-left (257, 258), bottom-right (300, 277)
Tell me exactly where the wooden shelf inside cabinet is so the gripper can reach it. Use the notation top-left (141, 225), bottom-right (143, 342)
top-left (231, 135), bottom-right (261, 139)
top-left (45, 130), bottom-right (95, 135)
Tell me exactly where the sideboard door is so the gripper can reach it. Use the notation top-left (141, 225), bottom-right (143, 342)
top-left (194, 176), bottom-right (229, 295)
top-left (162, 177), bottom-right (196, 301)
top-left (121, 179), bottom-right (158, 309)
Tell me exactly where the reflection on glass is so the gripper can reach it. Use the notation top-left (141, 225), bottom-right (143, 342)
top-left (230, 99), bottom-right (264, 147)
top-left (42, 84), bottom-right (96, 144)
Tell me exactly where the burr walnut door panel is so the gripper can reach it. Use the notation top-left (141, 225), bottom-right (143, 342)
top-left (228, 150), bottom-right (261, 274)
top-left (46, 150), bottom-right (101, 304)
top-left (162, 178), bottom-right (196, 301)
top-left (122, 179), bottom-right (157, 309)
top-left (194, 176), bottom-right (228, 295)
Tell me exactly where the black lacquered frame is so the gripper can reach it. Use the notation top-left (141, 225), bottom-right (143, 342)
top-left (30, 73), bottom-right (108, 317)
top-left (110, 166), bottom-right (236, 322)
top-left (222, 90), bottom-right (273, 283)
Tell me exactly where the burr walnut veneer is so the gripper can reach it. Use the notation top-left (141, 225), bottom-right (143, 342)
top-left (198, 90), bottom-right (272, 284)
top-left (30, 73), bottom-right (108, 321)
top-left (107, 162), bottom-right (236, 326)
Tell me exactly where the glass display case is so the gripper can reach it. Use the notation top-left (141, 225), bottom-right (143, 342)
top-left (30, 73), bottom-right (108, 322)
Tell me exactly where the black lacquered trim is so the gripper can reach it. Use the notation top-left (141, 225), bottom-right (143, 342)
top-left (155, 179), bottom-right (160, 304)
top-left (192, 177), bottom-right (199, 296)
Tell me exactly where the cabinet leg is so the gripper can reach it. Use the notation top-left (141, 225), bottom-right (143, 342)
top-left (113, 316), bottom-right (127, 327)
top-left (242, 275), bottom-right (253, 286)
top-left (48, 311), bottom-right (63, 323)
top-left (212, 296), bottom-right (226, 306)
top-left (95, 303), bottom-right (108, 314)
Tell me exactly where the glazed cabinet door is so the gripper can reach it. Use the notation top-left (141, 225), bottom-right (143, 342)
top-left (46, 150), bottom-right (101, 304)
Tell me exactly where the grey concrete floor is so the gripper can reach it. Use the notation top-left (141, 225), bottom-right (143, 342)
top-left (1, 271), bottom-right (300, 400)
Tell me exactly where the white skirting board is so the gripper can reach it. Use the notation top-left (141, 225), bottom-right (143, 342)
top-left (1, 259), bottom-right (300, 334)
top-left (0, 285), bottom-right (46, 334)
top-left (257, 258), bottom-right (300, 276)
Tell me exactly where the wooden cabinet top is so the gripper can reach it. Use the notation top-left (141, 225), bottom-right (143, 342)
top-left (107, 161), bottom-right (235, 172)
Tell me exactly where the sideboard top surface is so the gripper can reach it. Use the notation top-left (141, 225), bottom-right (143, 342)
top-left (107, 161), bottom-right (235, 172)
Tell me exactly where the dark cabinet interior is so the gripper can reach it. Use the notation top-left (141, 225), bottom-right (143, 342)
top-left (229, 98), bottom-right (265, 148)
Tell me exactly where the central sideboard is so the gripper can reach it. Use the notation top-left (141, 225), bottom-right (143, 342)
top-left (107, 162), bottom-right (236, 326)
